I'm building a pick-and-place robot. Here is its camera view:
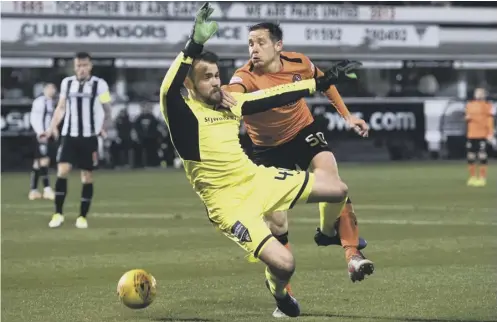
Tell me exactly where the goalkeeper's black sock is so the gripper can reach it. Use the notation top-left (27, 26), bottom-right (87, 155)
top-left (274, 232), bottom-right (289, 246)
top-left (54, 178), bottom-right (67, 214)
top-left (30, 167), bottom-right (40, 190)
top-left (80, 183), bottom-right (94, 218)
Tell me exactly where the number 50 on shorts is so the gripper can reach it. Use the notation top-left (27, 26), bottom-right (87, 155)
top-left (305, 132), bottom-right (328, 147)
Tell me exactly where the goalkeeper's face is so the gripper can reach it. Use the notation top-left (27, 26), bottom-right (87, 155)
top-left (191, 61), bottom-right (222, 105)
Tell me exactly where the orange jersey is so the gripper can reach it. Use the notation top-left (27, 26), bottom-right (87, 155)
top-left (465, 100), bottom-right (495, 139)
top-left (224, 51), bottom-right (349, 147)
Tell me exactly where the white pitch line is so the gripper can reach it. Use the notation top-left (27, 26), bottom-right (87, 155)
top-left (354, 204), bottom-right (495, 213)
top-left (8, 210), bottom-right (497, 226)
top-left (2, 203), bottom-right (495, 213)
top-left (292, 217), bottom-right (497, 227)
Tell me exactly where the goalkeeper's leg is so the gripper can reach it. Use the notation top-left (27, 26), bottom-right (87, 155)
top-left (265, 211), bottom-right (294, 294)
top-left (258, 238), bottom-right (300, 318)
top-left (265, 211), bottom-right (297, 318)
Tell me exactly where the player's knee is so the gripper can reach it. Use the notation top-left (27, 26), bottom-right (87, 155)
top-left (335, 181), bottom-right (348, 199)
top-left (270, 252), bottom-right (295, 280)
top-left (57, 163), bottom-right (71, 177)
top-left (265, 211), bottom-right (288, 237)
top-left (467, 152), bottom-right (476, 163)
top-left (279, 261), bottom-right (295, 280)
top-left (310, 169), bottom-right (348, 203)
top-left (311, 151), bottom-right (340, 179)
top-left (258, 239), bottom-right (295, 279)
top-left (478, 152), bottom-right (488, 164)
top-left (81, 171), bottom-right (93, 183)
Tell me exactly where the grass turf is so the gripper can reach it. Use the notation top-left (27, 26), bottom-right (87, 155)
top-left (2, 162), bottom-right (496, 322)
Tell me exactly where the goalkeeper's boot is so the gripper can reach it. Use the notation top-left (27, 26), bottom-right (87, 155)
top-left (272, 282), bottom-right (295, 317)
top-left (272, 307), bottom-right (289, 318)
top-left (265, 280), bottom-right (300, 318)
top-left (48, 213), bottom-right (64, 228)
top-left (467, 176), bottom-right (478, 186)
top-left (348, 250), bottom-right (375, 283)
top-left (314, 219), bottom-right (368, 250)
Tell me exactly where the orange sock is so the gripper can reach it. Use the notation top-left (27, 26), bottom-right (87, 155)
top-left (468, 164), bottom-right (476, 177)
top-left (338, 201), bottom-right (360, 261)
top-left (479, 165), bottom-right (487, 178)
top-left (283, 243), bottom-right (294, 296)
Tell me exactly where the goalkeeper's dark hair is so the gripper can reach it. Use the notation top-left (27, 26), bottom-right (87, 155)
top-left (188, 51), bottom-right (219, 80)
top-left (248, 22), bottom-right (283, 43)
top-left (196, 51), bottom-right (219, 64)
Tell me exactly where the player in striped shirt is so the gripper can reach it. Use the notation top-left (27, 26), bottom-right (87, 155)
top-left (41, 52), bottom-right (112, 229)
top-left (29, 83), bottom-right (56, 201)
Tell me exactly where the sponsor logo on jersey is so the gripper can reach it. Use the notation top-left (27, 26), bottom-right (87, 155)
top-left (229, 76), bottom-right (243, 84)
top-left (231, 221), bottom-right (252, 243)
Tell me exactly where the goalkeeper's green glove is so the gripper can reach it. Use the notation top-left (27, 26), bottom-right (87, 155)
top-left (315, 60), bottom-right (362, 91)
top-left (184, 2), bottom-right (219, 58)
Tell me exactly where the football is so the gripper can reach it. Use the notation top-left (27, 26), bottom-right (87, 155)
top-left (117, 269), bottom-right (157, 309)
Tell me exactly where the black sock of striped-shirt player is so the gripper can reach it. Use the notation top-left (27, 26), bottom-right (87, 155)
top-left (39, 166), bottom-right (50, 188)
top-left (30, 167), bottom-right (40, 190)
top-left (55, 178), bottom-right (67, 214)
top-left (80, 183), bottom-right (94, 218)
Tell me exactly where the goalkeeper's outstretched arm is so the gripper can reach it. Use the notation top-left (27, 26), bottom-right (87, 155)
top-left (237, 79), bottom-right (317, 116)
top-left (234, 61), bottom-right (362, 116)
top-left (159, 52), bottom-right (196, 105)
top-left (160, 2), bottom-right (218, 114)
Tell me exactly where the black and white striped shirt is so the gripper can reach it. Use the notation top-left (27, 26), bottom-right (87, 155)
top-left (30, 95), bottom-right (54, 135)
top-left (60, 75), bottom-right (110, 137)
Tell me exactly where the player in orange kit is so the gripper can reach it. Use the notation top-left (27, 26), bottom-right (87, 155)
top-left (465, 87), bottom-right (495, 187)
top-left (222, 23), bottom-right (374, 315)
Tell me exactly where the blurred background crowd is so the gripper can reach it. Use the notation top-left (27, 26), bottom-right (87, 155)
top-left (2, 1), bottom-right (496, 170)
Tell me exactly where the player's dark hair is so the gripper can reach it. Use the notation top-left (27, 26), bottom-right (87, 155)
top-left (196, 51), bottom-right (219, 64)
top-left (75, 51), bottom-right (92, 60)
top-left (188, 51), bottom-right (219, 80)
top-left (248, 22), bottom-right (283, 43)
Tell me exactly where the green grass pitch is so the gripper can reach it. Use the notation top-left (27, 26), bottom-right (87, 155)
top-left (2, 162), bottom-right (496, 322)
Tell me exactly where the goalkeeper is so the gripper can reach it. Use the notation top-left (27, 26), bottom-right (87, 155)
top-left (159, 3), bottom-right (367, 317)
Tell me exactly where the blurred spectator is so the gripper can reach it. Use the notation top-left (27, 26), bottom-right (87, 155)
top-left (157, 122), bottom-right (178, 168)
top-left (112, 108), bottom-right (133, 168)
top-left (133, 102), bottom-right (161, 168)
top-left (418, 74), bottom-right (440, 96)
